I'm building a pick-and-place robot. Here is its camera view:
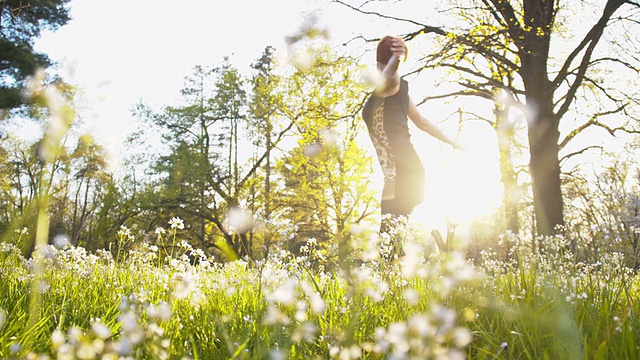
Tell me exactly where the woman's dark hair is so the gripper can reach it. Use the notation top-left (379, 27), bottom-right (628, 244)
top-left (376, 36), bottom-right (407, 64)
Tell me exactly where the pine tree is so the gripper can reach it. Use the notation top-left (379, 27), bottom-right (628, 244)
top-left (0, 0), bottom-right (72, 113)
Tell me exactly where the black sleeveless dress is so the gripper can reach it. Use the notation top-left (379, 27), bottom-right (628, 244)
top-left (362, 79), bottom-right (425, 215)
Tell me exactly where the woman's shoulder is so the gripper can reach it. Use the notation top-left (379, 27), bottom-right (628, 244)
top-left (400, 78), bottom-right (409, 92)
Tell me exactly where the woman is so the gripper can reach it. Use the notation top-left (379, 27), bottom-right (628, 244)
top-left (362, 36), bottom-right (463, 232)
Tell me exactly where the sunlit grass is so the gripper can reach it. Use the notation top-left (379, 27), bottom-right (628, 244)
top-left (1, 221), bottom-right (639, 359)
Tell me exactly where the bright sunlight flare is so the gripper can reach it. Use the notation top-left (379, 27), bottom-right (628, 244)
top-left (412, 122), bottom-right (503, 234)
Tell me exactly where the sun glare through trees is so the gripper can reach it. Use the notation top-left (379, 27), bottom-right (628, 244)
top-left (1, 0), bottom-right (640, 359)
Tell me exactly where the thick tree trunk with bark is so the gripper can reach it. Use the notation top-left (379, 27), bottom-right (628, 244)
top-left (526, 104), bottom-right (564, 236)
top-left (521, 0), bottom-right (564, 236)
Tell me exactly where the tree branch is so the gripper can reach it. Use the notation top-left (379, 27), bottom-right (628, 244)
top-left (552, 0), bottom-right (627, 120)
top-left (237, 117), bottom-right (297, 189)
top-left (559, 104), bottom-right (632, 148)
top-left (333, 0), bottom-right (433, 29)
top-left (559, 145), bottom-right (604, 163)
top-left (438, 63), bottom-right (523, 96)
top-left (485, 0), bottom-right (526, 49)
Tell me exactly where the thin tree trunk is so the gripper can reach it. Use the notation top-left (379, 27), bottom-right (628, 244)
top-left (494, 104), bottom-right (520, 234)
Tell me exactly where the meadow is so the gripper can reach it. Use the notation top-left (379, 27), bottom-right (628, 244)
top-left (0, 219), bottom-right (638, 360)
top-left (3, 2), bottom-right (639, 358)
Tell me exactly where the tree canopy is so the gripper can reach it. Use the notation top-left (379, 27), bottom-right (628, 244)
top-left (0, 0), bottom-right (72, 113)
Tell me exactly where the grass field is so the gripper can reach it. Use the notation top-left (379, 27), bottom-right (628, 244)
top-left (0, 222), bottom-right (638, 359)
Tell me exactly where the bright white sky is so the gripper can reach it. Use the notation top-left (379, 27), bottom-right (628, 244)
top-left (33, 0), bottom-right (505, 232)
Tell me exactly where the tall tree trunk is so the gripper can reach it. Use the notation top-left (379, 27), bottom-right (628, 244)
top-left (522, 0), bottom-right (564, 236)
top-left (525, 94), bottom-right (564, 236)
top-left (265, 129), bottom-right (272, 218)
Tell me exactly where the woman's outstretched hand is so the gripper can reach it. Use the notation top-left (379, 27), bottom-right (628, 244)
top-left (389, 38), bottom-right (406, 60)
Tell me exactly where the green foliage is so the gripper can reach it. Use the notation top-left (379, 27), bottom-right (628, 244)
top-left (0, 72), bottom-right (115, 253)
top-left (130, 46), bottom-right (378, 259)
top-left (274, 47), bottom-right (378, 250)
top-left (0, 0), bottom-right (72, 113)
top-left (131, 62), bottom-right (249, 254)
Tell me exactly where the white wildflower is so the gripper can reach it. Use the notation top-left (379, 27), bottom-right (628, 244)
top-left (117, 312), bottom-right (144, 345)
top-left (190, 288), bottom-right (206, 308)
top-left (263, 305), bottom-right (290, 325)
top-left (386, 322), bottom-right (409, 353)
top-left (37, 280), bottom-right (51, 293)
top-left (172, 273), bottom-right (196, 300)
top-left (146, 301), bottom-right (172, 322)
top-left (270, 349), bottom-right (287, 360)
top-left (91, 321), bottom-right (111, 339)
top-left (266, 279), bottom-right (297, 305)
top-left (112, 338), bottom-right (134, 356)
top-left (53, 234), bottom-right (71, 249)
top-left (292, 322), bottom-right (317, 343)
top-left (407, 314), bottom-right (433, 338)
top-left (295, 300), bottom-right (308, 322)
top-left (51, 329), bottom-right (65, 349)
top-left (432, 305), bottom-right (457, 330)
top-left (168, 217), bottom-right (184, 230)
top-left (117, 225), bottom-right (132, 239)
top-left (339, 345), bottom-right (362, 360)
top-left (403, 288), bottom-right (420, 306)
top-left (451, 327), bottom-right (473, 347)
top-left (76, 342), bottom-right (98, 359)
top-left (301, 282), bottom-right (326, 314)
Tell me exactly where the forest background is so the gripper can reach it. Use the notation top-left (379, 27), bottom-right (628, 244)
top-left (1, 0), bottom-right (639, 263)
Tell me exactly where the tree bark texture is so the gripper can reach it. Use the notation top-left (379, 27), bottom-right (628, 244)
top-left (519, 0), bottom-right (564, 236)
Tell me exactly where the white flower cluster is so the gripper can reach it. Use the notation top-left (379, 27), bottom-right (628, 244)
top-left (367, 308), bottom-right (472, 360)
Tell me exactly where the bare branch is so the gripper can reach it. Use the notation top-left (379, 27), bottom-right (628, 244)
top-left (580, 75), bottom-right (626, 103)
top-left (560, 145), bottom-right (604, 163)
top-left (333, 0), bottom-right (433, 29)
top-left (559, 104), bottom-right (634, 149)
top-left (237, 117), bottom-right (297, 189)
top-left (481, 0), bottom-right (509, 29)
top-left (588, 56), bottom-right (639, 71)
top-left (341, 35), bottom-right (373, 47)
top-left (415, 89), bottom-right (489, 106)
top-left (439, 63), bottom-right (519, 95)
top-left (552, 0), bottom-right (627, 120)
top-left (461, 111), bottom-right (496, 128)
top-left (334, 0), bottom-right (519, 71)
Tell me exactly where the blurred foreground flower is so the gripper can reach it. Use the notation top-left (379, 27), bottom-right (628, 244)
top-left (227, 207), bottom-right (254, 233)
top-left (285, 13), bottom-right (331, 71)
top-left (284, 13), bottom-right (330, 47)
top-left (172, 272), bottom-right (197, 300)
top-left (53, 234), bottom-right (71, 249)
